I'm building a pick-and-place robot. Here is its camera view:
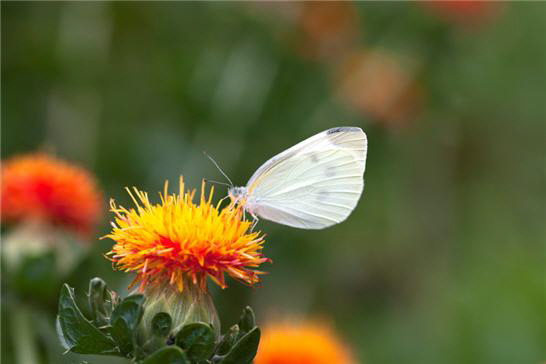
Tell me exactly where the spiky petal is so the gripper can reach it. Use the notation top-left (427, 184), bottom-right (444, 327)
top-left (105, 178), bottom-right (269, 293)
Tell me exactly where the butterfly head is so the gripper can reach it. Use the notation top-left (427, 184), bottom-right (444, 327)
top-left (228, 186), bottom-right (248, 205)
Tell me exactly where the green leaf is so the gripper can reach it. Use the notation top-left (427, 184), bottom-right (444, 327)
top-left (107, 294), bottom-right (145, 357)
top-left (141, 336), bottom-right (167, 359)
top-left (140, 346), bottom-right (189, 364)
top-left (56, 315), bottom-right (70, 351)
top-left (219, 327), bottom-right (260, 364)
top-left (175, 322), bottom-right (215, 361)
top-left (216, 324), bottom-right (239, 356)
top-left (123, 293), bottom-right (145, 306)
top-left (110, 297), bottom-right (144, 331)
top-left (151, 312), bottom-right (172, 337)
top-left (237, 307), bottom-right (255, 337)
top-left (109, 316), bottom-right (133, 356)
top-left (57, 284), bottom-right (119, 355)
top-left (133, 345), bottom-right (147, 362)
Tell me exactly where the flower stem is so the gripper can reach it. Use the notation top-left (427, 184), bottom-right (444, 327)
top-left (12, 305), bottom-right (40, 364)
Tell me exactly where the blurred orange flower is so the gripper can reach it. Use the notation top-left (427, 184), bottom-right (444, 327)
top-left (297, 2), bottom-right (359, 62)
top-left (1, 153), bottom-right (102, 235)
top-left (335, 49), bottom-right (423, 128)
top-left (105, 178), bottom-right (269, 293)
top-left (423, 1), bottom-right (500, 25)
top-left (255, 321), bottom-right (356, 364)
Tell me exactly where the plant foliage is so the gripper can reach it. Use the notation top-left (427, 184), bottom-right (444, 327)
top-left (56, 278), bottom-right (260, 364)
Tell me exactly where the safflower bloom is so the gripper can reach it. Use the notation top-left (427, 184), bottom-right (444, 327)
top-left (1, 153), bottom-right (102, 235)
top-left (255, 321), bottom-right (356, 364)
top-left (105, 178), bottom-right (269, 294)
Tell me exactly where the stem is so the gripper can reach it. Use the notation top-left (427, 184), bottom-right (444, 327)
top-left (12, 305), bottom-right (40, 364)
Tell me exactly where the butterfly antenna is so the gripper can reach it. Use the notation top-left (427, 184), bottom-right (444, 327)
top-left (204, 179), bottom-right (232, 188)
top-left (203, 151), bottom-right (234, 187)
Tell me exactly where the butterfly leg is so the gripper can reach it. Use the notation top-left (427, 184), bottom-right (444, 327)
top-left (250, 212), bottom-right (260, 231)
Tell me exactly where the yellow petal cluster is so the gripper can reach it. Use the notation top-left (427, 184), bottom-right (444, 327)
top-left (105, 178), bottom-right (269, 293)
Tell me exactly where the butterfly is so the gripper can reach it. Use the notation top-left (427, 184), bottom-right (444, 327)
top-left (226, 127), bottom-right (367, 230)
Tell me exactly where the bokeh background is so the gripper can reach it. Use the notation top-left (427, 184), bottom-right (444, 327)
top-left (2, 2), bottom-right (545, 363)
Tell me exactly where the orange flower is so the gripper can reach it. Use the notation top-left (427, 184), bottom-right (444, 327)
top-left (1, 153), bottom-right (102, 235)
top-left (423, 1), bottom-right (501, 25)
top-left (297, 2), bottom-right (359, 62)
top-left (335, 49), bottom-right (423, 128)
top-left (104, 178), bottom-right (270, 293)
top-left (255, 321), bottom-right (356, 364)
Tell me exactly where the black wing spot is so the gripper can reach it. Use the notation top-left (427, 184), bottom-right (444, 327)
top-left (310, 153), bottom-right (319, 163)
top-left (325, 166), bottom-right (336, 177)
top-left (317, 190), bottom-right (331, 202)
top-left (326, 126), bottom-right (361, 135)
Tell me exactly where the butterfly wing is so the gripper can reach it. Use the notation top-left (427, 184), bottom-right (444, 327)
top-left (246, 127), bottom-right (367, 229)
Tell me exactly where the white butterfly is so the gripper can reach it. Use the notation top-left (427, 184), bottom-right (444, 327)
top-left (228, 127), bottom-right (367, 229)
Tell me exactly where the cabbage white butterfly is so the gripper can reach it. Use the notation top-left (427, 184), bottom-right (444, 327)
top-left (228, 127), bottom-right (367, 229)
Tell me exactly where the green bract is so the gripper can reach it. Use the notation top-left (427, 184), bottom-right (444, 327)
top-left (56, 278), bottom-right (261, 364)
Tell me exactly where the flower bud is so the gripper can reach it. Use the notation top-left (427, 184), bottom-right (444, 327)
top-left (138, 278), bottom-right (220, 347)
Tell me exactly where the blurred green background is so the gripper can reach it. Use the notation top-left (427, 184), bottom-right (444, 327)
top-left (2, 2), bottom-right (545, 363)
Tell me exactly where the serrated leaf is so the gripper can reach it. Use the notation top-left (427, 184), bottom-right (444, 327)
top-left (140, 346), bottom-right (189, 364)
top-left (151, 312), bottom-right (172, 337)
top-left (56, 316), bottom-right (70, 351)
top-left (216, 324), bottom-right (239, 356)
top-left (219, 327), bottom-right (260, 364)
top-left (175, 322), bottom-right (215, 361)
top-left (109, 316), bottom-right (133, 356)
top-left (111, 298), bottom-right (143, 331)
top-left (237, 307), bottom-right (256, 336)
top-left (57, 284), bottom-right (119, 355)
